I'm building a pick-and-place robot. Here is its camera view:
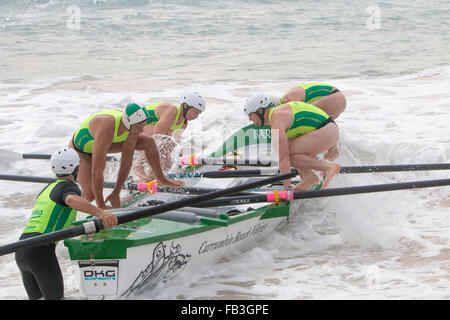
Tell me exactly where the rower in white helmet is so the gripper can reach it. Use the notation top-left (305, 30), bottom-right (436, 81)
top-left (15, 147), bottom-right (118, 300)
top-left (133, 92), bottom-right (206, 181)
top-left (243, 93), bottom-right (341, 191)
top-left (70, 103), bottom-right (184, 209)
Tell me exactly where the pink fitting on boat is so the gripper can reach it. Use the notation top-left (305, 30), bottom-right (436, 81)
top-left (137, 183), bottom-right (148, 192)
top-left (179, 155), bottom-right (199, 165)
top-left (266, 191), bottom-right (293, 202)
top-left (137, 182), bottom-right (158, 194)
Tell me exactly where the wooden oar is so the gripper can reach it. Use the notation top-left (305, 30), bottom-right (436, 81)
top-left (192, 178), bottom-right (450, 207)
top-left (0, 170), bottom-right (298, 256)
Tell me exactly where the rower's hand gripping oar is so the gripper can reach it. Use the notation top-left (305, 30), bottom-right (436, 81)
top-left (0, 169), bottom-right (298, 256)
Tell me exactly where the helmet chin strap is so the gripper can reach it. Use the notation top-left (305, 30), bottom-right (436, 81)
top-left (182, 103), bottom-right (191, 122)
top-left (56, 166), bottom-right (78, 181)
top-left (257, 108), bottom-right (267, 126)
top-left (72, 166), bottom-right (79, 181)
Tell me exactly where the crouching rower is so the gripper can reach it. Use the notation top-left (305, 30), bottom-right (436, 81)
top-left (269, 83), bottom-right (346, 161)
top-left (70, 103), bottom-right (184, 209)
top-left (133, 91), bottom-right (206, 181)
top-left (243, 94), bottom-right (342, 191)
top-left (15, 147), bottom-right (118, 300)
top-left (269, 83), bottom-right (346, 120)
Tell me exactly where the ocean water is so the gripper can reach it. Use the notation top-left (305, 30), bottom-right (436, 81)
top-left (0, 0), bottom-right (449, 300)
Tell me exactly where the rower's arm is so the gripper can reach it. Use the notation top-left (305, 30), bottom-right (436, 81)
top-left (91, 120), bottom-right (114, 208)
top-left (113, 128), bottom-right (138, 195)
top-left (65, 194), bottom-right (118, 229)
top-left (270, 113), bottom-right (292, 190)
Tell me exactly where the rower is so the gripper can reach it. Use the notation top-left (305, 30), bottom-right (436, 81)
top-left (70, 103), bottom-right (184, 209)
top-left (15, 147), bottom-right (118, 300)
top-left (268, 83), bottom-right (347, 161)
top-left (133, 92), bottom-right (206, 181)
top-left (269, 83), bottom-right (346, 119)
top-left (243, 93), bottom-right (342, 191)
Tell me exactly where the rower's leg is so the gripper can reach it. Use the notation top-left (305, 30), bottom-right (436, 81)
top-left (76, 154), bottom-right (95, 201)
top-left (312, 90), bottom-right (346, 120)
top-left (292, 167), bottom-right (319, 191)
top-left (288, 123), bottom-right (341, 189)
top-left (324, 144), bottom-right (340, 161)
top-left (312, 90), bottom-right (345, 161)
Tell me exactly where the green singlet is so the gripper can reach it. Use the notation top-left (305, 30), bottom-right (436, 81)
top-left (268, 101), bottom-right (330, 138)
top-left (23, 180), bottom-right (78, 235)
top-left (144, 102), bottom-right (185, 131)
top-left (72, 109), bottom-right (129, 154)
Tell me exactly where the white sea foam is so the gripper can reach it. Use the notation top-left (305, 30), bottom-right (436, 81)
top-left (2, 66), bottom-right (448, 299)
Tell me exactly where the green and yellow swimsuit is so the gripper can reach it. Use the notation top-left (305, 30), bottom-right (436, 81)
top-left (144, 102), bottom-right (185, 131)
top-left (72, 109), bottom-right (129, 154)
top-left (269, 101), bottom-right (335, 138)
top-left (281, 83), bottom-right (339, 105)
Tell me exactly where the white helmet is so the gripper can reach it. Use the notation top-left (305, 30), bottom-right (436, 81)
top-left (243, 93), bottom-right (272, 115)
top-left (122, 103), bottom-right (149, 130)
top-left (181, 91), bottom-right (206, 111)
top-left (50, 147), bottom-right (80, 176)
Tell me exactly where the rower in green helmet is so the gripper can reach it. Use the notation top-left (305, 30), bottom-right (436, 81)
top-left (133, 92), bottom-right (206, 181)
top-left (243, 93), bottom-right (342, 191)
top-left (15, 147), bottom-right (118, 300)
top-left (70, 103), bottom-right (184, 209)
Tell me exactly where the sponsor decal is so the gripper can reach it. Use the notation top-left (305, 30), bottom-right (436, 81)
top-left (198, 222), bottom-right (269, 255)
top-left (83, 269), bottom-right (117, 281)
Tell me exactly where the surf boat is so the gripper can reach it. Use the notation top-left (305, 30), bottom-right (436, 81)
top-left (63, 124), bottom-right (316, 300)
top-left (3, 125), bottom-right (446, 300)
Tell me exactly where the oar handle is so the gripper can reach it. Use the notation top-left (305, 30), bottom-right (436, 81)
top-left (0, 219), bottom-right (105, 256)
